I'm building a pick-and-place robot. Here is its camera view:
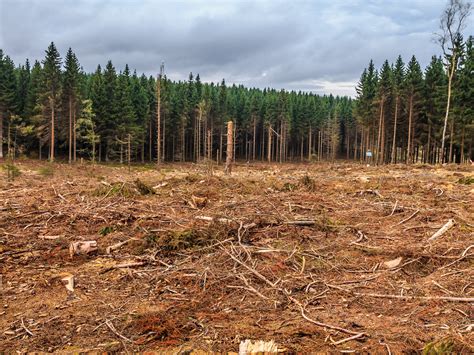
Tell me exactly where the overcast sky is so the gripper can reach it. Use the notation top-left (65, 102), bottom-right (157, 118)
top-left (0, 0), bottom-right (473, 96)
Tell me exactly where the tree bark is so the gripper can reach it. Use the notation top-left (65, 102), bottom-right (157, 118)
top-left (50, 98), bottom-right (55, 162)
top-left (267, 124), bottom-right (272, 162)
top-left (441, 54), bottom-right (456, 164)
top-left (69, 97), bottom-right (72, 163)
top-left (225, 120), bottom-right (233, 175)
top-left (156, 76), bottom-right (161, 166)
top-left (406, 95), bottom-right (413, 164)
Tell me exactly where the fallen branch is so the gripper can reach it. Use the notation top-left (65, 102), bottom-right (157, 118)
top-left (355, 292), bottom-right (473, 303)
top-left (428, 219), bottom-right (455, 242)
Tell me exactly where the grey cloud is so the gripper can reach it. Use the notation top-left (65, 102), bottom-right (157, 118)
top-left (1, 0), bottom-right (473, 96)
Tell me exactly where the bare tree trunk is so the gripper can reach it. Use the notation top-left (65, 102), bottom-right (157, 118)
top-left (390, 97), bottom-right (399, 164)
top-left (376, 97), bottom-right (384, 165)
top-left (441, 55), bottom-right (456, 164)
top-left (460, 126), bottom-right (465, 164)
top-left (148, 117), bottom-right (152, 162)
top-left (427, 123), bottom-right (432, 164)
top-left (207, 129), bottom-right (212, 160)
top-left (219, 125), bottom-right (223, 164)
top-left (156, 76), bottom-right (161, 166)
top-left (225, 121), bottom-right (233, 175)
top-left (406, 95), bottom-right (413, 164)
top-left (252, 117), bottom-right (256, 161)
top-left (267, 124), bottom-right (272, 162)
top-left (307, 125), bottom-right (312, 161)
top-left (69, 97), bottom-right (72, 163)
top-left (73, 102), bottom-right (77, 162)
top-left (127, 134), bottom-right (131, 172)
top-left (448, 117), bottom-right (454, 163)
top-left (50, 98), bottom-right (55, 162)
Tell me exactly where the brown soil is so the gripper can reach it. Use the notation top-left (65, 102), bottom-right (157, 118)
top-left (0, 160), bottom-right (473, 353)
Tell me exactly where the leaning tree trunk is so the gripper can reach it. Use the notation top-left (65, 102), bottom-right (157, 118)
top-left (441, 55), bottom-right (456, 164)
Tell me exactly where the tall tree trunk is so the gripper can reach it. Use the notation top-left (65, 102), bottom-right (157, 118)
top-left (307, 125), bottom-right (312, 161)
top-left (149, 117), bottom-right (152, 162)
top-left (441, 55), bottom-right (456, 164)
top-left (50, 98), bottom-right (55, 162)
top-left (448, 117), bottom-right (454, 164)
top-left (376, 97), bottom-right (384, 165)
top-left (390, 96), bottom-right (399, 164)
top-left (252, 117), bottom-right (256, 161)
top-left (427, 123), bottom-right (431, 164)
top-left (156, 76), bottom-right (161, 166)
top-left (73, 102), bottom-right (77, 162)
top-left (69, 97), bottom-right (72, 163)
top-left (267, 124), bottom-right (272, 162)
top-left (460, 126), bottom-right (465, 164)
top-left (225, 121), bottom-right (233, 175)
top-left (406, 95), bottom-right (413, 164)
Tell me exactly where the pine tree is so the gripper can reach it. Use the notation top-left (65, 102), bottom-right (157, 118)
top-left (41, 42), bottom-right (62, 161)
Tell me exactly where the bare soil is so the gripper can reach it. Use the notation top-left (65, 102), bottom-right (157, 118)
top-left (0, 159), bottom-right (473, 353)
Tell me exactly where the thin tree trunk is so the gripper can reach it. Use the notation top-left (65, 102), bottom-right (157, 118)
top-left (441, 55), bottom-right (456, 164)
top-left (307, 125), bottom-right (312, 161)
top-left (448, 117), bottom-right (454, 164)
top-left (406, 95), bottom-right (413, 164)
top-left (50, 98), bottom-right (55, 162)
top-left (252, 117), bottom-right (256, 161)
top-left (267, 124), bottom-right (272, 162)
top-left (73, 103), bottom-right (77, 162)
top-left (156, 76), bottom-right (161, 166)
top-left (69, 97), bottom-right (72, 163)
top-left (390, 97), bottom-right (399, 164)
top-left (225, 121), bottom-right (233, 175)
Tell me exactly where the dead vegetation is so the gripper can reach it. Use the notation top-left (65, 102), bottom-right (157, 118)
top-left (0, 159), bottom-right (473, 353)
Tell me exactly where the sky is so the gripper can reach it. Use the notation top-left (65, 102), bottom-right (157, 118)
top-left (0, 0), bottom-right (473, 97)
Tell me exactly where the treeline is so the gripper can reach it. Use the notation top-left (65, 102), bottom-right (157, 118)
top-left (0, 42), bottom-right (354, 164)
top-left (355, 36), bottom-right (473, 164)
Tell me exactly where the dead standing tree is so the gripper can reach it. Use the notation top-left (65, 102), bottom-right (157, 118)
top-left (225, 120), bottom-right (233, 175)
top-left (156, 62), bottom-right (164, 167)
top-left (436, 0), bottom-right (471, 163)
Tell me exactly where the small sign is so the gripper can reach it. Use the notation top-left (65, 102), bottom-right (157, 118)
top-left (366, 150), bottom-right (372, 157)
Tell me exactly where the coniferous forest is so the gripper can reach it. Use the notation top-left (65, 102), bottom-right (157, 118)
top-left (0, 37), bottom-right (473, 164)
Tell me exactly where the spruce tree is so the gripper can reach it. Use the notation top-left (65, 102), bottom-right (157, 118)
top-left (404, 55), bottom-right (423, 163)
top-left (391, 55), bottom-right (405, 163)
top-left (41, 42), bottom-right (62, 161)
top-left (63, 47), bottom-right (80, 162)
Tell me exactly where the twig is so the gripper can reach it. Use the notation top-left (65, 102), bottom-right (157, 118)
top-left (300, 306), bottom-right (365, 336)
top-left (389, 200), bottom-right (398, 216)
top-left (21, 317), bottom-right (34, 336)
top-left (396, 209), bottom-right (419, 225)
top-left (105, 320), bottom-right (133, 343)
top-left (331, 332), bottom-right (365, 345)
top-left (428, 219), bottom-right (455, 242)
